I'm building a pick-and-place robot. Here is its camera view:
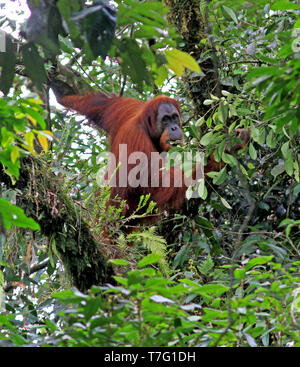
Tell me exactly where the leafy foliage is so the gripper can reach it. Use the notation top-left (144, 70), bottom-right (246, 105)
top-left (0, 0), bottom-right (300, 348)
top-left (1, 256), bottom-right (299, 346)
top-left (0, 97), bottom-right (52, 179)
top-left (0, 97), bottom-right (52, 242)
top-left (128, 227), bottom-right (169, 275)
top-left (0, 0), bottom-right (199, 94)
top-left (0, 199), bottom-right (40, 231)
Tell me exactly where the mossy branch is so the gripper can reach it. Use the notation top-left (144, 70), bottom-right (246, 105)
top-left (1, 157), bottom-right (114, 292)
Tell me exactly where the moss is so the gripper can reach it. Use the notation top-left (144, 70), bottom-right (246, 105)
top-left (14, 156), bottom-right (114, 292)
top-left (164, 0), bottom-right (221, 117)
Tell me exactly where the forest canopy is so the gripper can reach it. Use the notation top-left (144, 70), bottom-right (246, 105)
top-left (0, 0), bottom-right (300, 347)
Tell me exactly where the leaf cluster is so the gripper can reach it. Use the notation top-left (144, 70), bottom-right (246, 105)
top-left (1, 255), bottom-right (299, 347)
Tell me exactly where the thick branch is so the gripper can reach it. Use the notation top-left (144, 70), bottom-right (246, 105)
top-left (48, 62), bottom-right (96, 100)
top-left (1, 158), bottom-right (114, 292)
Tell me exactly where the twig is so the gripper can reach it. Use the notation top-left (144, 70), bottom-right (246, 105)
top-left (4, 258), bottom-right (50, 292)
top-left (226, 59), bottom-right (273, 66)
top-left (27, 258), bottom-right (50, 275)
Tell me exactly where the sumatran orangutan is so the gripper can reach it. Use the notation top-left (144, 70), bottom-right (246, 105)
top-left (57, 92), bottom-right (249, 225)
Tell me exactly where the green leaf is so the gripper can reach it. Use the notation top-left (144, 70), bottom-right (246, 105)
top-left (22, 43), bottom-right (47, 90)
top-left (294, 183), bottom-right (300, 196)
top-left (271, 1), bottom-right (300, 10)
top-left (0, 150), bottom-right (20, 180)
top-left (195, 283), bottom-right (229, 296)
top-left (203, 99), bottom-right (214, 106)
top-left (189, 125), bottom-right (200, 139)
top-left (173, 244), bottom-right (192, 268)
top-left (44, 319), bottom-right (58, 332)
top-left (244, 256), bottom-right (273, 271)
top-left (213, 166), bottom-right (227, 185)
top-left (10, 146), bottom-right (20, 164)
top-left (281, 141), bottom-right (290, 159)
top-left (250, 124), bottom-right (265, 145)
top-left (52, 289), bottom-right (87, 302)
top-left (134, 25), bottom-right (162, 39)
top-left (118, 39), bottom-right (152, 91)
top-left (284, 157), bottom-right (294, 176)
top-left (137, 253), bottom-right (161, 268)
top-left (271, 161), bottom-right (285, 177)
top-left (249, 142), bottom-right (257, 160)
top-left (281, 142), bottom-right (293, 176)
top-left (194, 216), bottom-right (213, 230)
top-left (83, 297), bottom-right (102, 320)
top-left (221, 5), bottom-right (238, 24)
top-left (220, 197), bottom-right (232, 209)
top-left (154, 65), bottom-right (168, 86)
top-left (218, 101), bottom-right (228, 123)
top-left (248, 66), bottom-right (281, 78)
top-left (24, 132), bottom-right (35, 153)
top-left (257, 128), bottom-right (266, 145)
top-left (222, 151), bottom-right (237, 166)
top-left (234, 268), bottom-right (246, 279)
top-left (294, 19), bottom-right (300, 28)
top-left (266, 130), bottom-right (276, 149)
top-left (251, 75), bottom-right (272, 86)
top-left (194, 216), bottom-right (221, 254)
top-left (198, 255), bottom-right (214, 275)
top-left (165, 49), bottom-right (201, 76)
top-left (0, 199), bottom-right (40, 231)
top-left (57, 0), bottom-right (81, 20)
top-left (198, 178), bottom-right (208, 200)
top-left (21, 105), bottom-right (46, 129)
top-left (82, 4), bottom-right (116, 58)
top-left (113, 276), bottom-right (128, 286)
top-left (200, 131), bottom-right (214, 146)
top-left (9, 334), bottom-right (27, 346)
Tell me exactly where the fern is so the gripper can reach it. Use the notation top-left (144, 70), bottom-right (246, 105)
top-left (198, 254), bottom-right (214, 276)
top-left (127, 227), bottom-right (169, 276)
top-left (123, 194), bottom-right (157, 224)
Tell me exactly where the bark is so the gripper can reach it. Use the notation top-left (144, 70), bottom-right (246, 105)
top-left (165, 0), bottom-right (221, 118)
top-left (48, 62), bottom-right (96, 99)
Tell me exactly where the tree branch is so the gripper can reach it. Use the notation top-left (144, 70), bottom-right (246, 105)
top-left (1, 158), bottom-right (115, 292)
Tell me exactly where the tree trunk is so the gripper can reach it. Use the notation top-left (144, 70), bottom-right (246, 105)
top-left (165, 0), bottom-right (221, 118)
top-left (1, 158), bottom-right (114, 292)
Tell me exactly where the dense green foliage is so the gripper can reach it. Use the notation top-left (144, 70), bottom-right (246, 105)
top-left (0, 0), bottom-right (300, 347)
